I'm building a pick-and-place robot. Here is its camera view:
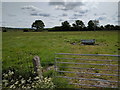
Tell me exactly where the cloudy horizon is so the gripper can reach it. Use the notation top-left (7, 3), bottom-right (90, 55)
top-left (1, 1), bottom-right (119, 28)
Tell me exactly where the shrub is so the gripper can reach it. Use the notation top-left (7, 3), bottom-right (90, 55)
top-left (2, 70), bottom-right (55, 89)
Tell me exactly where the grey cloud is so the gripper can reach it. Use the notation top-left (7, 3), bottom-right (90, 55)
top-left (21, 5), bottom-right (50, 17)
top-left (79, 10), bottom-right (88, 14)
top-left (55, 6), bottom-right (67, 11)
top-left (30, 12), bottom-right (50, 17)
top-left (69, 17), bottom-right (78, 20)
top-left (39, 13), bottom-right (50, 17)
top-left (58, 13), bottom-right (67, 18)
top-left (59, 19), bottom-right (63, 21)
top-left (69, 13), bottom-right (83, 21)
top-left (73, 2), bottom-right (99, 15)
top-left (94, 13), bottom-right (107, 21)
top-left (62, 13), bottom-right (67, 16)
top-left (63, 2), bottom-right (83, 11)
top-left (97, 17), bottom-right (106, 20)
top-left (30, 13), bottom-right (38, 16)
top-left (73, 6), bottom-right (89, 16)
top-left (49, 0), bottom-right (65, 6)
top-left (21, 5), bottom-right (40, 11)
top-left (49, 1), bottom-right (83, 11)
top-left (73, 13), bottom-right (83, 17)
top-left (94, 13), bottom-right (97, 16)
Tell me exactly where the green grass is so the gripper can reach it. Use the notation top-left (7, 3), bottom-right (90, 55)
top-left (3, 31), bottom-right (119, 69)
top-left (2, 31), bottom-right (119, 88)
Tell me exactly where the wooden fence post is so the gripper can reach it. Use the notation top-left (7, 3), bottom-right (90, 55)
top-left (33, 56), bottom-right (42, 79)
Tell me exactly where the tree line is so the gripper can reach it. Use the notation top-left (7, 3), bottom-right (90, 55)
top-left (30, 20), bottom-right (120, 32)
top-left (2, 19), bottom-right (120, 32)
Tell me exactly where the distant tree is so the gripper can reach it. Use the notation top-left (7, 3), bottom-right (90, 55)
top-left (72, 23), bottom-right (76, 30)
top-left (61, 21), bottom-right (71, 30)
top-left (105, 24), bottom-right (116, 30)
top-left (93, 20), bottom-right (99, 30)
top-left (100, 25), bottom-right (104, 30)
top-left (72, 20), bottom-right (85, 31)
top-left (72, 23), bottom-right (76, 27)
top-left (76, 20), bottom-right (85, 28)
top-left (52, 26), bottom-right (62, 31)
top-left (104, 24), bottom-right (111, 30)
top-left (114, 25), bottom-right (120, 30)
top-left (88, 20), bottom-right (94, 30)
top-left (87, 20), bottom-right (99, 31)
top-left (32, 20), bottom-right (45, 31)
top-left (110, 25), bottom-right (115, 30)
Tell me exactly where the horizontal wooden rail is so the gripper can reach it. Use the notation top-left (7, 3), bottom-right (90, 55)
top-left (56, 61), bottom-right (118, 66)
top-left (56, 76), bottom-right (118, 83)
top-left (57, 66), bottom-right (118, 72)
top-left (55, 53), bottom-right (120, 57)
top-left (69, 83), bottom-right (117, 88)
top-left (55, 57), bottom-right (118, 62)
top-left (57, 70), bottom-right (119, 76)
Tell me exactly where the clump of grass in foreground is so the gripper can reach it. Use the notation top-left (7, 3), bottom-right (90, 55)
top-left (42, 70), bottom-right (75, 88)
top-left (43, 70), bottom-right (55, 78)
top-left (53, 77), bottom-right (75, 88)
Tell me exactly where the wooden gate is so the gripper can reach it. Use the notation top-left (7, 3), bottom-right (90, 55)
top-left (54, 53), bottom-right (120, 88)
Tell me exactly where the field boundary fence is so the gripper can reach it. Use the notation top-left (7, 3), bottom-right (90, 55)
top-left (54, 53), bottom-right (120, 88)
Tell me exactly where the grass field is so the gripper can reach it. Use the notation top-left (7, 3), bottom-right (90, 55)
top-left (2, 31), bottom-right (119, 88)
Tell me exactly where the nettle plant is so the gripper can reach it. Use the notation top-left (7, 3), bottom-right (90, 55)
top-left (2, 70), bottom-right (55, 89)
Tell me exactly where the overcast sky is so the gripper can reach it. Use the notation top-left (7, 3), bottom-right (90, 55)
top-left (1, 1), bottom-right (119, 28)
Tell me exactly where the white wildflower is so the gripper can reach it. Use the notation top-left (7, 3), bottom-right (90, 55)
top-left (10, 84), bottom-right (14, 88)
top-left (4, 74), bottom-right (8, 77)
top-left (34, 76), bottom-right (39, 80)
top-left (15, 81), bottom-right (19, 85)
top-left (21, 79), bottom-right (26, 84)
top-left (2, 80), bottom-right (8, 83)
top-left (19, 75), bottom-right (22, 78)
top-left (5, 82), bottom-right (8, 86)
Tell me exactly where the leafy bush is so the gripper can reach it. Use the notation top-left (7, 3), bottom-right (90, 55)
top-left (2, 70), bottom-right (55, 89)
